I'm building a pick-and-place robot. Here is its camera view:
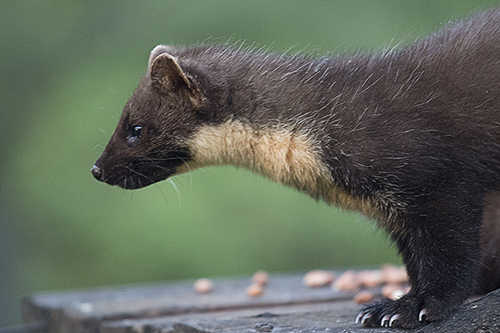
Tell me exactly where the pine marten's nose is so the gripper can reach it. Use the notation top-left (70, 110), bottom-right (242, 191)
top-left (91, 165), bottom-right (102, 180)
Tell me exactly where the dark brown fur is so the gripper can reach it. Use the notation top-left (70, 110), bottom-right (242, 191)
top-left (93, 9), bottom-right (500, 328)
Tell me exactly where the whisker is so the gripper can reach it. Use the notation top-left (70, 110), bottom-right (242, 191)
top-left (155, 183), bottom-right (171, 208)
top-left (127, 166), bottom-right (155, 184)
top-left (129, 187), bottom-right (134, 202)
top-left (175, 159), bottom-right (194, 186)
top-left (99, 128), bottom-right (109, 138)
top-left (93, 144), bottom-right (105, 152)
top-left (168, 178), bottom-right (182, 209)
top-left (187, 165), bottom-right (193, 186)
top-left (109, 87), bottom-right (118, 98)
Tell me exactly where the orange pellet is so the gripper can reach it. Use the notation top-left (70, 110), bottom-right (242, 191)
top-left (252, 270), bottom-right (269, 286)
top-left (193, 278), bottom-right (213, 294)
top-left (357, 270), bottom-right (383, 288)
top-left (302, 270), bottom-right (335, 288)
top-left (381, 283), bottom-right (406, 300)
top-left (381, 264), bottom-right (408, 284)
top-left (246, 283), bottom-right (265, 297)
top-left (354, 290), bottom-right (375, 304)
top-left (332, 270), bottom-right (359, 292)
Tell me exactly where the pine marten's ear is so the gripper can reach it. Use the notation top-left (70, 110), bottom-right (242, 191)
top-left (148, 45), bottom-right (177, 70)
top-left (149, 49), bottom-right (203, 108)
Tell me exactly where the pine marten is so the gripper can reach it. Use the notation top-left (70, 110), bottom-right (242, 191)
top-left (91, 9), bottom-right (500, 328)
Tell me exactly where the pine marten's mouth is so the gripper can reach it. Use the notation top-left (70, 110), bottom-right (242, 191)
top-left (91, 164), bottom-right (175, 189)
top-left (92, 149), bottom-right (192, 189)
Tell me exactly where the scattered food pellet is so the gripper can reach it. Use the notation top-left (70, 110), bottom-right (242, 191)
top-left (354, 290), bottom-right (375, 304)
top-left (246, 283), bottom-right (265, 297)
top-left (381, 283), bottom-right (405, 299)
top-left (332, 270), bottom-right (359, 292)
top-left (381, 264), bottom-right (408, 284)
top-left (302, 270), bottom-right (335, 288)
top-left (193, 278), bottom-right (213, 294)
top-left (357, 270), bottom-right (383, 288)
top-left (252, 270), bottom-right (269, 286)
top-left (388, 288), bottom-right (406, 300)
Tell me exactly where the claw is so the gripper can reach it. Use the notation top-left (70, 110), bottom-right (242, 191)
top-left (419, 308), bottom-right (428, 322)
top-left (355, 311), bottom-right (372, 325)
top-left (381, 315), bottom-right (391, 327)
top-left (389, 314), bottom-right (400, 327)
top-left (361, 313), bottom-right (372, 325)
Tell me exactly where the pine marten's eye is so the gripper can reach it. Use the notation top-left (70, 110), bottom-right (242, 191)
top-left (127, 126), bottom-right (143, 146)
top-left (132, 126), bottom-right (142, 137)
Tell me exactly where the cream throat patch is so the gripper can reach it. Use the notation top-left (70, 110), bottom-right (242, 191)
top-left (176, 119), bottom-right (382, 219)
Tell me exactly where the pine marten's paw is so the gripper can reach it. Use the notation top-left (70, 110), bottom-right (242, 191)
top-left (356, 294), bottom-right (455, 328)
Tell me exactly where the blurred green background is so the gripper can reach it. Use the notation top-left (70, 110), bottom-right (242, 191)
top-left (1, 0), bottom-right (498, 326)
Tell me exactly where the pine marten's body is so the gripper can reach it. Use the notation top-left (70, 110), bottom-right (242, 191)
top-left (92, 9), bottom-right (500, 328)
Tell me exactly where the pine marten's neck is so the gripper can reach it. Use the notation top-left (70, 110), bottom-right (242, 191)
top-left (182, 119), bottom-right (327, 193)
top-left (177, 118), bottom-right (383, 221)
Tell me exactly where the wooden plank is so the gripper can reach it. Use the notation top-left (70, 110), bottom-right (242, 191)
top-left (23, 272), bottom-right (360, 333)
top-left (24, 271), bottom-right (500, 332)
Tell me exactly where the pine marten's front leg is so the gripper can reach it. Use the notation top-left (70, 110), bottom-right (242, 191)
top-left (358, 186), bottom-right (484, 328)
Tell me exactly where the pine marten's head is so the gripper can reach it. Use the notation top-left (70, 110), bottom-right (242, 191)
top-left (92, 45), bottom-right (212, 189)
